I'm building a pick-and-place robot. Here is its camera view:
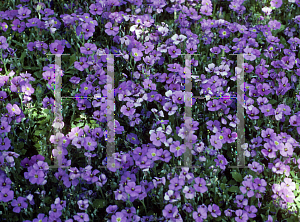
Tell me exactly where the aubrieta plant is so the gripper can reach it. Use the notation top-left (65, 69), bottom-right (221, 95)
top-left (0, 0), bottom-right (300, 221)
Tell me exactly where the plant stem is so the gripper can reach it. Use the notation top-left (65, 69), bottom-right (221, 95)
top-left (0, 49), bottom-right (8, 75)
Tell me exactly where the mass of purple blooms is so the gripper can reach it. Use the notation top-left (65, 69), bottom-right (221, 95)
top-left (0, 0), bottom-right (300, 221)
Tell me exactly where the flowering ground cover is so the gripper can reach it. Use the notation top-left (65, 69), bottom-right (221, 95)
top-left (0, 0), bottom-right (300, 221)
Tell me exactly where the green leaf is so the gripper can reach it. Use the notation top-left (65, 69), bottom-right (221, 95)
top-left (269, 99), bottom-right (277, 105)
top-left (44, 196), bottom-right (53, 204)
top-left (290, 171), bottom-right (295, 178)
top-left (228, 186), bottom-right (240, 192)
top-left (76, 122), bottom-right (85, 128)
top-left (286, 216), bottom-right (298, 222)
top-left (287, 97), bottom-right (294, 104)
top-left (69, 54), bottom-right (77, 67)
top-left (231, 171), bottom-right (243, 182)
top-left (257, 119), bottom-right (262, 127)
top-left (280, 36), bottom-right (287, 45)
top-left (34, 130), bottom-right (43, 136)
top-left (12, 39), bottom-right (24, 47)
top-left (93, 199), bottom-right (106, 209)
top-left (220, 183), bottom-right (226, 191)
top-left (34, 143), bottom-right (41, 149)
top-left (20, 51), bottom-right (27, 66)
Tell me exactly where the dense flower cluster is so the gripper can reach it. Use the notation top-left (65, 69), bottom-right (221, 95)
top-left (0, 0), bottom-right (300, 221)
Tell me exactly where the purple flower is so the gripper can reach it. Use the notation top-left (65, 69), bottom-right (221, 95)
top-left (208, 204), bottom-right (221, 218)
top-left (170, 140), bottom-right (186, 157)
top-left (270, 0), bottom-right (282, 8)
top-left (74, 57), bottom-right (89, 71)
top-left (28, 168), bottom-right (45, 185)
top-left (210, 46), bottom-right (221, 55)
top-left (182, 186), bottom-right (196, 199)
top-left (0, 91), bottom-right (7, 102)
top-left (163, 102), bottom-right (178, 116)
top-left (106, 205), bottom-right (118, 214)
top-left (82, 137), bottom-right (97, 151)
top-left (289, 115), bottom-right (300, 126)
top-left (246, 106), bottom-right (260, 120)
top-left (244, 205), bottom-right (257, 218)
top-left (282, 178), bottom-right (296, 191)
top-left (72, 137), bottom-right (84, 149)
top-left (219, 28), bottom-right (230, 39)
top-left (11, 196), bottom-right (28, 213)
top-left (162, 204), bottom-right (178, 219)
top-left (33, 161), bottom-right (49, 171)
top-left (150, 131), bottom-right (166, 147)
top-left (26, 18), bottom-right (41, 28)
top-left (70, 76), bottom-right (81, 84)
top-left (240, 180), bottom-right (255, 197)
top-left (260, 104), bottom-right (275, 116)
top-left (234, 194), bottom-right (248, 208)
top-left (131, 48), bottom-right (143, 62)
top-left (111, 212), bottom-right (126, 222)
top-left (125, 181), bottom-right (141, 198)
top-left (243, 47), bottom-right (256, 61)
top-left (214, 154), bottom-right (228, 170)
top-left (210, 135), bottom-right (223, 150)
top-left (105, 22), bottom-right (119, 36)
top-left (68, 127), bottom-right (84, 140)
top-left (279, 142), bottom-right (293, 157)
top-left (235, 209), bottom-right (249, 222)
top-left (257, 83), bottom-right (271, 96)
top-left (49, 42), bottom-right (64, 56)
top-left (21, 83), bottom-right (35, 96)
top-left (224, 209), bottom-right (234, 217)
top-left (248, 161), bottom-right (263, 174)
top-left (172, 91), bottom-right (184, 104)
top-left (261, 128), bottom-right (277, 141)
top-left (193, 205), bottom-right (208, 221)
top-left (80, 43), bottom-right (97, 55)
top-left (281, 187), bottom-right (295, 203)
top-left (0, 36), bottom-right (9, 50)
top-left (120, 102), bottom-right (136, 116)
top-left (0, 137), bottom-right (11, 150)
top-left (265, 215), bottom-right (274, 222)
top-left (77, 99), bottom-right (92, 111)
top-left (78, 199), bottom-right (89, 210)
top-left (0, 188), bottom-right (14, 202)
top-left (169, 177), bottom-right (185, 191)
top-left (262, 142), bottom-right (277, 158)
top-left (33, 214), bottom-right (48, 222)
top-left (79, 82), bottom-right (93, 95)
top-left (6, 103), bottom-right (21, 116)
top-left (207, 99), bottom-right (222, 111)
top-left (186, 43), bottom-right (197, 54)
top-left (168, 45), bottom-right (181, 58)
top-left (0, 121), bottom-right (11, 134)
top-left (128, 114), bottom-right (141, 127)
top-left (0, 177), bottom-right (12, 190)
top-left (142, 79), bottom-right (156, 90)
top-left (164, 189), bottom-right (181, 203)
top-left (125, 132), bottom-right (140, 145)
top-left (73, 212), bottom-right (89, 222)
top-left (89, 3), bottom-right (103, 15)
top-left (17, 7), bottom-right (31, 20)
